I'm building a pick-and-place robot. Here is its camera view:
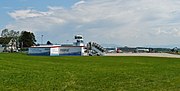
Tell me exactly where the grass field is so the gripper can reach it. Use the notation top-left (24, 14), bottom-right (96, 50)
top-left (0, 53), bottom-right (179, 91)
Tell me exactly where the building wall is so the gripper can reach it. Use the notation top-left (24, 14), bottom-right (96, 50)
top-left (59, 46), bottom-right (83, 56)
top-left (28, 46), bottom-right (84, 56)
top-left (50, 47), bottom-right (59, 56)
top-left (0, 47), bottom-right (4, 52)
top-left (28, 47), bottom-right (51, 56)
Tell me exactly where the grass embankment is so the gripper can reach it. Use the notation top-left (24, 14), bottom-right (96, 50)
top-left (0, 53), bottom-right (179, 91)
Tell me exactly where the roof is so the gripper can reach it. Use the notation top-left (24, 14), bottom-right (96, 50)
top-left (30, 45), bottom-right (85, 48)
top-left (30, 45), bottom-right (61, 48)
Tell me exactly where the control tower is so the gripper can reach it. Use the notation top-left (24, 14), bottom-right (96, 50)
top-left (73, 35), bottom-right (84, 46)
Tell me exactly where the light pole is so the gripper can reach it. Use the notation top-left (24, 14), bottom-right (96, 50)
top-left (41, 35), bottom-right (43, 44)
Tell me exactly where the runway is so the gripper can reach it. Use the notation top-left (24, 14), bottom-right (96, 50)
top-left (105, 53), bottom-right (180, 58)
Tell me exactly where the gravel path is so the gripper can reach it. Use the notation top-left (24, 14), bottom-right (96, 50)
top-left (105, 53), bottom-right (180, 58)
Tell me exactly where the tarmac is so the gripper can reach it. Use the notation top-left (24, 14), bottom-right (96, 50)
top-left (105, 53), bottom-right (180, 58)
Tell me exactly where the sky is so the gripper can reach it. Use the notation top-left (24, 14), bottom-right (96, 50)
top-left (1, 0), bottom-right (180, 48)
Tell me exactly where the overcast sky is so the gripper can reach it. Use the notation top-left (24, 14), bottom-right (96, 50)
top-left (1, 0), bottom-right (180, 47)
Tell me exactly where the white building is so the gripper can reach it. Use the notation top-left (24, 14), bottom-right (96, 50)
top-left (28, 35), bottom-right (85, 56)
top-left (0, 37), bottom-right (19, 52)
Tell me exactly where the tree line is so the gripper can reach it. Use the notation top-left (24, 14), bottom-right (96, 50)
top-left (0, 29), bottom-right (36, 47)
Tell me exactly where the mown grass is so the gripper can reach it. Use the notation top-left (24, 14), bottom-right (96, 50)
top-left (0, 53), bottom-right (179, 91)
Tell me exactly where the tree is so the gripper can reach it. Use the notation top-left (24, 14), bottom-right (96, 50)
top-left (171, 47), bottom-right (178, 53)
top-left (46, 41), bottom-right (52, 45)
top-left (1, 29), bottom-right (19, 38)
top-left (1, 29), bottom-right (8, 37)
top-left (19, 31), bottom-right (36, 47)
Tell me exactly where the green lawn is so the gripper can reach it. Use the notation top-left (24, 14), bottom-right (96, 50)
top-left (0, 53), bottom-right (179, 91)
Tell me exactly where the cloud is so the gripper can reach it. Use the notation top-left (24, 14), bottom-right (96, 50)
top-left (8, 9), bottom-right (52, 20)
top-left (5, 0), bottom-right (180, 47)
top-left (73, 0), bottom-right (86, 7)
top-left (47, 6), bottom-right (64, 10)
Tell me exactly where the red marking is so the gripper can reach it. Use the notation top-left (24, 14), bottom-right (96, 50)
top-left (30, 46), bottom-right (85, 48)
